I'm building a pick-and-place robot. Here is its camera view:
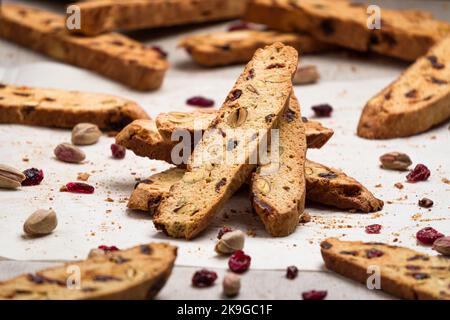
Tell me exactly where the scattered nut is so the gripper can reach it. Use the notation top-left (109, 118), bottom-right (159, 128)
top-left (418, 198), bottom-right (433, 208)
top-left (433, 236), bottom-right (450, 256)
top-left (379, 152), bottom-right (412, 171)
top-left (215, 230), bottom-right (245, 254)
top-left (23, 209), bottom-right (57, 236)
top-left (293, 65), bottom-right (320, 85)
top-left (88, 248), bottom-right (106, 259)
top-left (223, 272), bottom-right (241, 297)
top-left (0, 164), bottom-right (26, 189)
top-left (54, 143), bottom-right (86, 163)
top-left (71, 123), bottom-right (102, 145)
top-left (255, 178), bottom-right (270, 195)
top-left (166, 112), bottom-right (192, 124)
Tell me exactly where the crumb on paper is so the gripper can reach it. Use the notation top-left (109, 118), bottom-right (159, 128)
top-left (105, 197), bottom-right (114, 202)
top-left (77, 172), bottom-right (90, 181)
top-left (299, 212), bottom-right (311, 224)
top-left (411, 213), bottom-right (422, 221)
top-left (246, 229), bottom-right (256, 237)
top-left (375, 183), bottom-right (382, 188)
top-left (394, 182), bottom-right (404, 189)
top-left (59, 185), bottom-right (68, 192)
top-left (22, 157), bottom-right (29, 162)
top-left (442, 178), bottom-right (450, 185)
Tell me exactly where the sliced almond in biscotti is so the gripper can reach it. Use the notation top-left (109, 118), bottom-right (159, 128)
top-left (305, 160), bottom-right (383, 213)
top-left (0, 4), bottom-right (168, 91)
top-left (153, 42), bottom-right (298, 239)
top-left (179, 29), bottom-right (331, 67)
top-left (320, 238), bottom-right (450, 300)
top-left (0, 243), bottom-right (177, 300)
top-left (251, 94), bottom-right (306, 237)
top-left (0, 84), bottom-right (148, 129)
top-left (358, 37), bottom-right (450, 139)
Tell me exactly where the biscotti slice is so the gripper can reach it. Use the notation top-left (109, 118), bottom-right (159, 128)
top-left (306, 160), bottom-right (383, 212)
top-left (179, 29), bottom-right (331, 67)
top-left (358, 37), bottom-right (450, 139)
top-left (320, 238), bottom-right (450, 300)
top-left (72, 0), bottom-right (247, 36)
top-left (128, 168), bottom-right (185, 212)
top-left (153, 42), bottom-right (298, 239)
top-left (0, 4), bottom-right (168, 91)
top-left (0, 84), bottom-right (148, 129)
top-left (0, 243), bottom-right (177, 300)
top-left (251, 94), bottom-right (306, 236)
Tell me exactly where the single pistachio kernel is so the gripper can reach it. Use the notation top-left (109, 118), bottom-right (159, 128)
top-left (227, 107), bottom-right (248, 128)
top-left (23, 209), bottom-right (57, 236)
top-left (255, 178), bottom-right (270, 195)
top-left (54, 143), bottom-right (86, 163)
top-left (0, 164), bottom-right (26, 189)
top-left (223, 272), bottom-right (241, 297)
top-left (166, 112), bottom-right (192, 124)
top-left (379, 152), bottom-right (412, 171)
top-left (433, 236), bottom-right (450, 256)
top-left (71, 123), bottom-right (102, 145)
top-left (215, 230), bottom-right (245, 254)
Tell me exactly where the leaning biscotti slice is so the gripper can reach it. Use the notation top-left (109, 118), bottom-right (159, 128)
top-left (251, 94), bottom-right (306, 236)
top-left (72, 0), bottom-right (247, 36)
top-left (0, 4), bottom-right (168, 91)
top-left (0, 243), bottom-right (177, 300)
top-left (128, 168), bottom-right (185, 213)
top-left (179, 29), bottom-right (331, 67)
top-left (0, 84), bottom-right (148, 129)
top-left (358, 37), bottom-right (450, 139)
top-left (320, 238), bottom-right (450, 300)
top-left (153, 42), bottom-right (298, 239)
top-left (306, 160), bottom-right (383, 212)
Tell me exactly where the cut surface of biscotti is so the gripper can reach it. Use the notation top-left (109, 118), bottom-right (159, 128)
top-left (153, 42), bottom-right (298, 239)
top-left (179, 29), bottom-right (331, 67)
top-left (0, 243), bottom-right (177, 300)
top-left (0, 84), bottom-right (149, 129)
top-left (305, 160), bottom-right (383, 213)
top-left (72, 0), bottom-right (247, 36)
top-left (321, 238), bottom-right (450, 300)
top-left (358, 37), bottom-right (450, 139)
top-left (251, 94), bottom-right (306, 236)
top-left (0, 4), bottom-right (168, 91)
top-left (128, 168), bottom-right (185, 212)
top-left (245, 0), bottom-right (450, 61)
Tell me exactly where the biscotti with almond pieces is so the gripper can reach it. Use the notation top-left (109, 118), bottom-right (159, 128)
top-left (321, 238), bottom-right (450, 300)
top-left (153, 42), bottom-right (298, 239)
top-left (0, 4), bottom-right (168, 91)
top-left (358, 36), bottom-right (450, 139)
top-left (306, 160), bottom-right (383, 212)
top-left (0, 84), bottom-right (149, 129)
top-left (250, 94), bottom-right (306, 236)
top-left (72, 0), bottom-right (248, 36)
top-left (0, 243), bottom-right (177, 300)
top-left (179, 29), bottom-right (331, 67)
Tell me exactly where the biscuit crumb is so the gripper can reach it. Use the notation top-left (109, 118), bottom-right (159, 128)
top-left (394, 182), bottom-right (404, 189)
top-left (77, 172), bottom-right (90, 181)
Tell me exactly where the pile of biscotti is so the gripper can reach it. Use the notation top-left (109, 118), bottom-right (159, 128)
top-left (117, 42), bottom-right (383, 239)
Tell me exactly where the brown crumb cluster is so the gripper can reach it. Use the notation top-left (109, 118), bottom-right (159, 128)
top-left (77, 172), bottom-right (90, 181)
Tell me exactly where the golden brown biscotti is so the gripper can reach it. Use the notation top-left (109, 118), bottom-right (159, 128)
top-left (245, 0), bottom-right (450, 61)
top-left (320, 238), bottom-right (450, 300)
top-left (71, 0), bottom-right (248, 36)
top-left (179, 29), bottom-right (331, 67)
top-left (305, 160), bottom-right (383, 213)
top-left (0, 84), bottom-right (149, 129)
top-left (153, 42), bottom-right (298, 239)
top-left (358, 37), bottom-right (450, 139)
top-left (0, 243), bottom-right (177, 300)
top-left (0, 4), bottom-right (168, 91)
top-left (251, 94), bottom-right (306, 236)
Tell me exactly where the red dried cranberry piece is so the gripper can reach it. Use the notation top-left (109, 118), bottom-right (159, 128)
top-left (366, 249), bottom-right (384, 259)
top-left (228, 250), bottom-right (251, 273)
top-left (217, 226), bottom-right (232, 239)
top-left (286, 266), bottom-right (298, 279)
top-left (21, 168), bottom-right (44, 186)
top-left (365, 224), bottom-right (382, 234)
top-left (416, 227), bottom-right (444, 245)
top-left (302, 290), bottom-right (327, 300)
top-left (151, 45), bottom-right (168, 58)
top-left (228, 21), bottom-right (253, 31)
top-left (111, 143), bottom-right (126, 159)
top-left (186, 96), bottom-right (214, 108)
top-left (192, 269), bottom-right (218, 288)
top-left (98, 245), bottom-right (119, 253)
top-left (406, 164), bottom-right (430, 183)
top-left (66, 182), bottom-right (95, 194)
top-left (311, 104), bottom-right (333, 117)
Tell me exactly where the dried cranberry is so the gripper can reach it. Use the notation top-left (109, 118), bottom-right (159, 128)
top-left (217, 226), bottom-right (232, 239)
top-left (286, 266), bottom-right (298, 279)
top-left (406, 164), bottom-right (430, 183)
top-left (192, 269), bottom-right (218, 288)
top-left (366, 249), bottom-right (384, 259)
top-left (111, 143), bottom-right (126, 159)
top-left (186, 96), bottom-right (214, 107)
top-left (228, 21), bottom-right (253, 31)
top-left (98, 245), bottom-right (119, 253)
top-left (311, 104), bottom-right (333, 117)
top-left (416, 227), bottom-right (444, 245)
top-left (65, 182), bottom-right (95, 194)
top-left (365, 224), bottom-right (382, 234)
top-left (418, 198), bottom-right (433, 208)
top-left (228, 250), bottom-right (251, 273)
top-left (21, 168), bottom-right (44, 186)
top-left (302, 290), bottom-right (327, 300)
top-left (151, 45), bottom-right (168, 58)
